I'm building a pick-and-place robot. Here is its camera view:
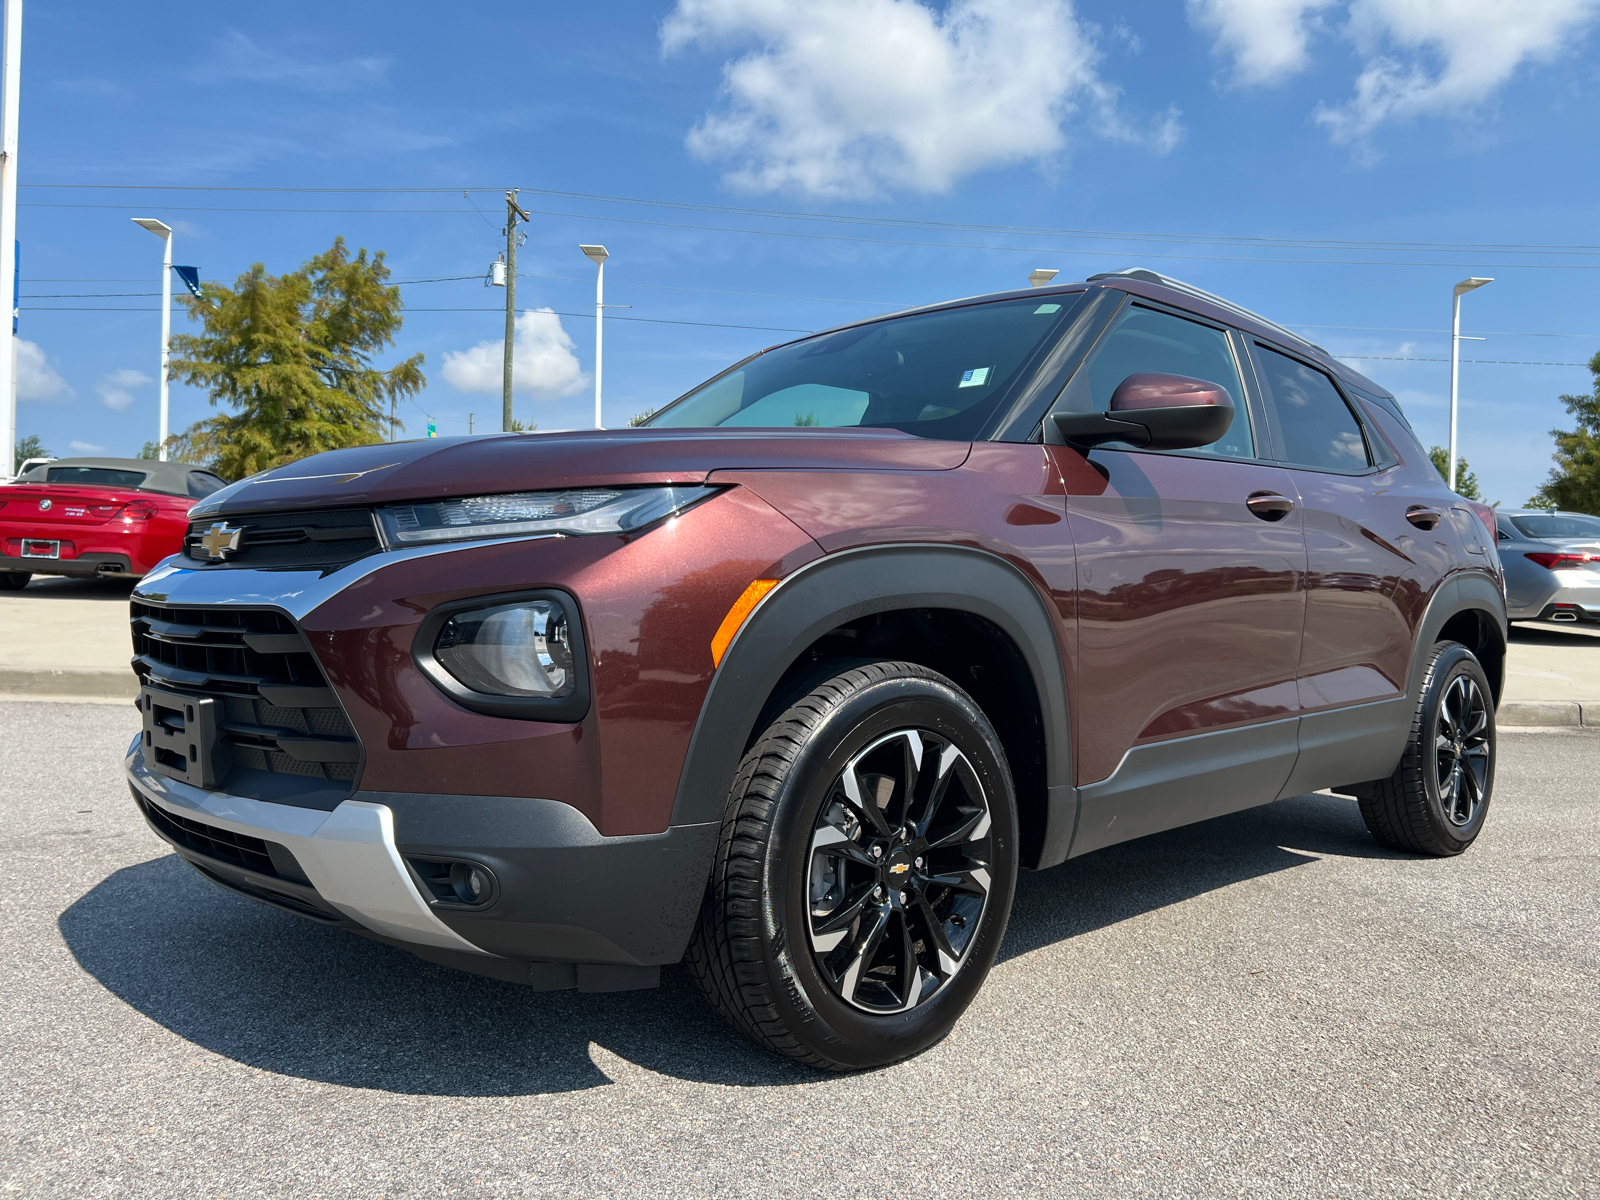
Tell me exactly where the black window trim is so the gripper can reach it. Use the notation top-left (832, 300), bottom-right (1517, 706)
top-left (1033, 292), bottom-right (1276, 467)
top-left (1243, 336), bottom-right (1389, 478)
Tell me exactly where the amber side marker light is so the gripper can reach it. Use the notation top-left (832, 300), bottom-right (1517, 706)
top-left (711, 578), bottom-right (779, 667)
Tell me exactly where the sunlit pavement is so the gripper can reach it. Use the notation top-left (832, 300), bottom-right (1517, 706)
top-left (2, 700), bottom-right (1595, 1197)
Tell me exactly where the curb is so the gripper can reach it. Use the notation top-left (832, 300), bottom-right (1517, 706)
top-left (0, 666), bottom-right (139, 702)
top-left (1497, 700), bottom-right (1589, 728)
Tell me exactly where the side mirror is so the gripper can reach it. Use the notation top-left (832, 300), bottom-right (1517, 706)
top-left (1050, 372), bottom-right (1234, 451)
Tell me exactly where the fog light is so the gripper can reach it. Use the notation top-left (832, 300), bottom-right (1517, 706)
top-left (434, 599), bottom-right (573, 697)
top-left (450, 862), bottom-right (491, 905)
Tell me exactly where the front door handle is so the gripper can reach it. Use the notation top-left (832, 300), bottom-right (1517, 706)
top-left (1246, 491), bottom-right (1295, 522)
top-left (1405, 506), bottom-right (1442, 530)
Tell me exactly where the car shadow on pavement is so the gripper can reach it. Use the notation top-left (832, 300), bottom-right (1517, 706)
top-left (7, 576), bottom-right (136, 601)
top-left (59, 791), bottom-right (1391, 1096)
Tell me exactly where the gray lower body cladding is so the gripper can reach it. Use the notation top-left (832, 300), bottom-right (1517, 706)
top-left (125, 740), bottom-right (717, 986)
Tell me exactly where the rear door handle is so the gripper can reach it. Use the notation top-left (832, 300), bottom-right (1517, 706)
top-left (1246, 491), bottom-right (1295, 522)
top-left (1406, 506), bottom-right (1442, 530)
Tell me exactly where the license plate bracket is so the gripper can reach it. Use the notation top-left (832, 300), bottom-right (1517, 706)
top-left (23, 539), bottom-right (60, 559)
top-left (140, 686), bottom-right (230, 788)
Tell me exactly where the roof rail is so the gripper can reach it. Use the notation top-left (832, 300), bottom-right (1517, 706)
top-left (1086, 268), bottom-right (1329, 355)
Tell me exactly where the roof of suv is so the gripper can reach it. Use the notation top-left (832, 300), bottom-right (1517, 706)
top-left (770, 267), bottom-right (1394, 402)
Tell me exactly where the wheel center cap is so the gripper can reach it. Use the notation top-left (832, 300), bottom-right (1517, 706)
top-left (884, 850), bottom-right (915, 884)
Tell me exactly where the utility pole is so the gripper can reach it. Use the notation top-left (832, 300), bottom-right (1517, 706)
top-left (581, 245), bottom-right (609, 429)
top-left (1448, 277), bottom-right (1493, 492)
top-left (0, 0), bottom-right (21, 478)
top-left (502, 189), bottom-right (530, 432)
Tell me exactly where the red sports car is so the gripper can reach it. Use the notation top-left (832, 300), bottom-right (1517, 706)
top-left (0, 456), bottom-right (227, 588)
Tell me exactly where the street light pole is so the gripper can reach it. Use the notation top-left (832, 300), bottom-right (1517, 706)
top-left (1448, 277), bottom-right (1493, 492)
top-left (0, 0), bottom-right (22, 478)
top-left (133, 218), bottom-right (173, 461)
top-left (580, 245), bottom-right (608, 429)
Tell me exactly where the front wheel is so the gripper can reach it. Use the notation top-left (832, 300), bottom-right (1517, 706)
top-left (0, 571), bottom-right (29, 590)
top-left (686, 660), bottom-right (1018, 1070)
top-left (1357, 641), bottom-right (1496, 856)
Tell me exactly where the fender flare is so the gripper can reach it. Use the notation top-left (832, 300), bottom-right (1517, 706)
top-left (667, 544), bottom-right (1075, 859)
top-left (1405, 569), bottom-right (1509, 706)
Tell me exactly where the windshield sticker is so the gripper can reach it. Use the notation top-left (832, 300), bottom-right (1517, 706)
top-left (958, 367), bottom-right (992, 389)
top-left (1034, 304), bottom-right (1061, 314)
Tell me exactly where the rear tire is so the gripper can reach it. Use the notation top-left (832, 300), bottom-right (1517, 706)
top-left (1357, 641), bottom-right (1495, 856)
top-left (0, 571), bottom-right (29, 590)
top-left (686, 660), bottom-right (1018, 1070)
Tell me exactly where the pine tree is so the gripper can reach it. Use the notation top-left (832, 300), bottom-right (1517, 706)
top-left (1529, 351), bottom-right (1600, 513)
top-left (168, 238), bottom-right (425, 481)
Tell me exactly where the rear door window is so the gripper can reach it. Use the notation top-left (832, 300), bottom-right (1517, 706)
top-left (1066, 304), bottom-right (1254, 459)
top-left (1253, 345), bottom-right (1371, 472)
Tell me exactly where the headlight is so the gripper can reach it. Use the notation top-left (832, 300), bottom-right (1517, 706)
top-left (413, 590), bottom-right (591, 721)
top-left (377, 485), bottom-right (716, 547)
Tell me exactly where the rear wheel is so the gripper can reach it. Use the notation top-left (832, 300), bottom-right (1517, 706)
top-left (687, 660), bottom-right (1018, 1070)
top-left (0, 571), bottom-right (29, 590)
top-left (1357, 641), bottom-right (1495, 856)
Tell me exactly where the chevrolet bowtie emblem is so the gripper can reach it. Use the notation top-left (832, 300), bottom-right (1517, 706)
top-left (888, 862), bottom-right (910, 876)
top-left (199, 522), bottom-right (243, 562)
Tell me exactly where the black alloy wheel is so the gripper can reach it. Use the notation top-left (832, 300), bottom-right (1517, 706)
top-left (807, 728), bottom-right (995, 1014)
top-left (1434, 671), bottom-right (1491, 828)
top-left (1356, 641), bottom-right (1496, 856)
top-left (687, 660), bottom-right (1018, 1070)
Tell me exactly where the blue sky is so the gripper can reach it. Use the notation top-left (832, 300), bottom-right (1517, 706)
top-left (12, 0), bottom-right (1600, 505)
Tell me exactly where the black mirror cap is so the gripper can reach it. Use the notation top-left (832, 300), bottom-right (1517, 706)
top-left (1050, 371), bottom-right (1235, 451)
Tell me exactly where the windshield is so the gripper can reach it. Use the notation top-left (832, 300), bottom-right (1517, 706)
top-left (647, 295), bottom-right (1082, 440)
top-left (45, 466), bottom-right (148, 489)
top-left (1510, 512), bottom-right (1600, 540)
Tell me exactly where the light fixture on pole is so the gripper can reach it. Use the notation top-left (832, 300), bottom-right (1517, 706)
top-left (1028, 268), bottom-right (1059, 288)
top-left (1448, 277), bottom-right (1493, 492)
top-left (580, 245), bottom-right (609, 430)
top-left (132, 218), bottom-right (173, 461)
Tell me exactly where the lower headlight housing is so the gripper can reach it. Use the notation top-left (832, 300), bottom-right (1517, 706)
top-left (413, 589), bottom-right (590, 722)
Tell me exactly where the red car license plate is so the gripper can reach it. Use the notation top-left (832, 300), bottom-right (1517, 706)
top-left (23, 539), bottom-right (60, 559)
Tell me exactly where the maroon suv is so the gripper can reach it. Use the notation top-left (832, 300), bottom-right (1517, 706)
top-left (125, 269), bottom-right (1505, 1069)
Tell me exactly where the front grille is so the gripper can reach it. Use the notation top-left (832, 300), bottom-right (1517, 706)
top-left (131, 601), bottom-right (361, 806)
top-left (133, 788), bottom-right (311, 884)
top-left (184, 507), bottom-right (379, 570)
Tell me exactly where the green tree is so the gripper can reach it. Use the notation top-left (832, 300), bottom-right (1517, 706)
top-left (14, 433), bottom-right (47, 464)
top-left (168, 237), bottom-right (425, 481)
top-left (627, 408), bottom-right (656, 427)
top-left (1529, 350), bottom-right (1600, 513)
top-left (1428, 445), bottom-right (1483, 501)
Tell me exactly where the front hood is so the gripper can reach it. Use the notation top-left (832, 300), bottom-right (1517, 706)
top-left (190, 428), bottom-right (971, 517)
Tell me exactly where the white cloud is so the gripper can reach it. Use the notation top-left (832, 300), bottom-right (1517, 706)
top-left (440, 309), bottom-right (589, 400)
top-left (661, 0), bottom-right (1180, 199)
top-left (196, 32), bottom-right (389, 93)
top-left (1315, 0), bottom-right (1600, 146)
top-left (95, 368), bottom-right (152, 412)
top-left (1187, 0), bottom-right (1336, 85)
top-left (16, 340), bottom-right (72, 403)
top-left (68, 440), bottom-right (106, 454)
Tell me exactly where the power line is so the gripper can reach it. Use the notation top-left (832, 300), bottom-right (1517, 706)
top-left (15, 200), bottom-right (1600, 270)
top-left (17, 304), bottom-right (810, 333)
top-left (1332, 354), bottom-right (1589, 366)
top-left (20, 180), bottom-right (1600, 256)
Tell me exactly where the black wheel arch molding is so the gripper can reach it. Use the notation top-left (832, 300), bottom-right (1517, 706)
top-left (669, 543), bottom-right (1076, 868)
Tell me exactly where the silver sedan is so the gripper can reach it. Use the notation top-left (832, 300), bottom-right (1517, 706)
top-left (1495, 509), bottom-right (1600, 623)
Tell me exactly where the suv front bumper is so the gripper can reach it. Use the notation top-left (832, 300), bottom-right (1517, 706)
top-left (126, 739), bottom-right (718, 989)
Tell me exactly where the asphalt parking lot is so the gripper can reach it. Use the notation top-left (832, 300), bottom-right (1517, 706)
top-left (3, 701), bottom-right (1595, 1198)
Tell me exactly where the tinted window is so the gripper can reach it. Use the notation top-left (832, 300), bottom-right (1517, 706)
top-left (1255, 346), bottom-right (1370, 471)
top-left (1069, 304), bottom-right (1253, 459)
top-left (188, 472), bottom-right (227, 497)
top-left (46, 466), bottom-right (148, 489)
top-left (1510, 513), bottom-right (1600, 539)
top-left (648, 296), bottom-right (1080, 440)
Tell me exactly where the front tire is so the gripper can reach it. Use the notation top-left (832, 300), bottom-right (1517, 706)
top-left (686, 660), bottom-right (1018, 1070)
top-left (1357, 641), bottom-right (1496, 856)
